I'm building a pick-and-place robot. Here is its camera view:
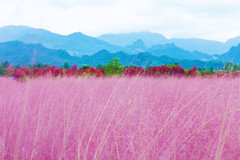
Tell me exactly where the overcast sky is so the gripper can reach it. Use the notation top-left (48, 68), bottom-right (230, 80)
top-left (0, 0), bottom-right (240, 41)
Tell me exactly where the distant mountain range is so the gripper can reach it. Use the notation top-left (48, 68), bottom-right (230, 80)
top-left (1, 25), bottom-right (240, 57)
top-left (98, 32), bottom-right (168, 48)
top-left (0, 41), bottom-right (227, 69)
top-left (80, 50), bottom-right (224, 69)
top-left (123, 39), bottom-right (215, 61)
top-left (218, 43), bottom-right (240, 64)
top-left (98, 32), bottom-right (240, 55)
top-left (0, 25), bottom-right (218, 61)
top-left (0, 25), bottom-right (122, 56)
top-left (148, 43), bottom-right (215, 60)
top-left (0, 41), bottom-right (78, 66)
top-left (0, 25), bottom-right (240, 69)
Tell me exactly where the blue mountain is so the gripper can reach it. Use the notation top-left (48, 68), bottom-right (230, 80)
top-left (225, 36), bottom-right (240, 49)
top-left (0, 41), bottom-right (224, 69)
top-left (0, 41), bottom-right (164, 67)
top-left (124, 39), bottom-right (148, 54)
top-left (0, 41), bottom-right (78, 66)
top-left (98, 32), bottom-right (168, 47)
top-left (80, 50), bottom-right (223, 69)
top-left (0, 25), bottom-right (123, 56)
top-left (148, 43), bottom-right (214, 60)
top-left (168, 38), bottom-right (226, 55)
top-left (0, 25), bottom-right (238, 66)
top-left (218, 43), bottom-right (240, 64)
top-left (121, 39), bottom-right (213, 60)
top-left (98, 32), bottom-right (240, 55)
top-left (0, 26), bottom-right (216, 61)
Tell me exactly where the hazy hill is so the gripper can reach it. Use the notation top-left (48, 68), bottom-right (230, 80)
top-left (2, 25), bottom-right (240, 57)
top-left (0, 41), bottom-right (78, 66)
top-left (0, 25), bottom-right (123, 56)
top-left (98, 32), bottom-right (240, 55)
top-left (121, 39), bottom-right (214, 61)
top-left (148, 43), bottom-right (213, 60)
top-left (218, 43), bottom-right (240, 64)
top-left (168, 38), bottom-right (226, 55)
top-left (0, 41), bottom-right (223, 69)
top-left (0, 26), bottom-right (217, 61)
top-left (225, 36), bottom-right (240, 49)
top-left (98, 32), bottom-right (168, 47)
top-left (124, 39), bottom-right (148, 54)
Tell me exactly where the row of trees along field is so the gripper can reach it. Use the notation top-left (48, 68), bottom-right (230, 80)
top-left (0, 59), bottom-right (240, 79)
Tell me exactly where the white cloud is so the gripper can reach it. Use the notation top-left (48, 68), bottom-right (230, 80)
top-left (0, 0), bottom-right (240, 41)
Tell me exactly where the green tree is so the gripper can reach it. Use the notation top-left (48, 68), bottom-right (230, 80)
top-left (14, 65), bottom-right (20, 69)
top-left (97, 64), bottom-right (104, 70)
top-left (82, 65), bottom-right (90, 70)
top-left (63, 62), bottom-right (70, 69)
top-left (104, 58), bottom-right (124, 76)
top-left (224, 62), bottom-right (233, 72)
top-left (36, 63), bottom-right (45, 69)
top-left (0, 64), bottom-right (6, 75)
top-left (210, 67), bottom-right (213, 72)
top-left (3, 61), bottom-right (9, 68)
top-left (234, 64), bottom-right (240, 72)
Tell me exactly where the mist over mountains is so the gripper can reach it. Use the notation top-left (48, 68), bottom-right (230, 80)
top-left (98, 32), bottom-right (240, 55)
top-left (0, 25), bottom-right (239, 69)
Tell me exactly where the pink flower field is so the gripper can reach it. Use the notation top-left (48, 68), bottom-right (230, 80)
top-left (0, 77), bottom-right (239, 159)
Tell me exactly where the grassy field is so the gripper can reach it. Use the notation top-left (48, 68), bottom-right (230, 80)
top-left (0, 77), bottom-right (239, 159)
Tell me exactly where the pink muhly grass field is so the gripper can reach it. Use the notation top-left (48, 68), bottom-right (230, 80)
top-left (0, 77), bottom-right (239, 159)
